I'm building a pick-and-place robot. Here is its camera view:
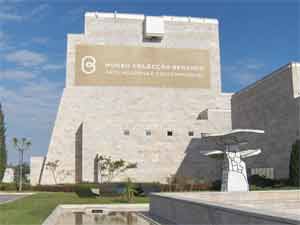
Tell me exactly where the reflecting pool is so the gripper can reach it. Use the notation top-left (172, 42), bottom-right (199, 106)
top-left (55, 211), bottom-right (157, 225)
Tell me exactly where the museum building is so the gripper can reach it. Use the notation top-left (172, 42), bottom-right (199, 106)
top-left (30, 12), bottom-right (300, 185)
top-left (231, 62), bottom-right (300, 180)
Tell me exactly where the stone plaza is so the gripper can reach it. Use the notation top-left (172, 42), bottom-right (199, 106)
top-left (30, 12), bottom-right (300, 186)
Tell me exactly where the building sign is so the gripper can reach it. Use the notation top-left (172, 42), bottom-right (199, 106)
top-left (75, 45), bottom-right (211, 88)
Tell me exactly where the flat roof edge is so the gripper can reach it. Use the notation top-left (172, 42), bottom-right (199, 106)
top-left (233, 62), bottom-right (300, 97)
top-left (85, 12), bottom-right (218, 24)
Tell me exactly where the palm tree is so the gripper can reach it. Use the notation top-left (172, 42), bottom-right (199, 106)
top-left (12, 137), bottom-right (31, 191)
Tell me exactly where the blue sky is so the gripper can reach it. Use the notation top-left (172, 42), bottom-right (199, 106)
top-left (0, 0), bottom-right (299, 164)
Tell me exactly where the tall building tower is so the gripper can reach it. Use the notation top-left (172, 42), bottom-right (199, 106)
top-left (31, 12), bottom-right (232, 185)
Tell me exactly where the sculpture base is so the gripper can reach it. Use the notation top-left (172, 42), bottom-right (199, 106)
top-left (222, 171), bottom-right (249, 192)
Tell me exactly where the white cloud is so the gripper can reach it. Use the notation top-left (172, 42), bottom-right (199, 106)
top-left (66, 6), bottom-right (87, 22)
top-left (0, 31), bottom-right (4, 40)
top-left (0, 12), bottom-right (22, 21)
top-left (0, 4), bottom-right (22, 21)
top-left (1, 79), bottom-right (61, 114)
top-left (235, 72), bottom-right (260, 86)
top-left (0, 3), bottom-right (50, 22)
top-left (223, 59), bottom-right (265, 87)
top-left (29, 4), bottom-right (50, 18)
top-left (42, 64), bottom-right (65, 71)
top-left (0, 78), bottom-right (62, 126)
top-left (5, 49), bottom-right (47, 67)
top-left (0, 78), bottom-right (63, 163)
top-left (0, 70), bottom-right (35, 80)
top-left (31, 37), bottom-right (49, 44)
top-left (0, 79), bottom-right (62, 136)
top-left (245, 63), bottom-right (264, 70)
top-left (0, 31), bottom-right (5, 48)
top-left (0, 32), bottom-right (16, 52)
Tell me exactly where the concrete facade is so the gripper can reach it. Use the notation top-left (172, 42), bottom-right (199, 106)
top-left (30, 157), bottom-right (45, 186)
top-left (30, 11), bottom-right (300, 186)
top-left (33, 12), bottom-right (232, 185)
top-left (231, 63), bottom-right (300, 179)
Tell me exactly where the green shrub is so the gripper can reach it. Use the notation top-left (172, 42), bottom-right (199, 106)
top-left (32, 183), bottom-right (98, 193)
top-left (31, 183), bottom-right (124, 196)
top-left (74, 184), bottom-right (99, 198)
top-left (0, 183), bottom-right (17, 191)
top-left (122, 178), bottom-right (137, 202)
top-left (211, 180), bottom-right (221, 190)
top-left (0, 104), bottom-right (6, 182)
top-left (248, 175), bottom-right (275, 187)
top-left (0, 182), bottom-right (31, 191)
top-left (0, 181), bottom-right (214, 194)
top-left (289, 140), bottom-right (300, 187)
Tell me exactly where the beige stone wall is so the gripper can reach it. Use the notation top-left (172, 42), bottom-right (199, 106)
top-left (30, 157), bottom-right (45, 185)
top-left (294, 65), bottom-right (300, 138)
top-left (297, 97), bottom-right (300, 137)
top-left (231, 63), bottom-right (300, 179)
top-left (37, 12), bottom-right (232, 185)
top-left (292, 63), bottom-right (300, 98)
top-left (67, 12), bottom-right (222, 93)
top-left (40, 87), bottom-right (231, 184)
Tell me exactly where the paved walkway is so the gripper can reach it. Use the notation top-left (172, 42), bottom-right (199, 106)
top-left (0, 193), bottom-right (33, 204)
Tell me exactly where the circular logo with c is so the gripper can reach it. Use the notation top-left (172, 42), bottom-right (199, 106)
top-left (81, 56), bottom-right (96, 74)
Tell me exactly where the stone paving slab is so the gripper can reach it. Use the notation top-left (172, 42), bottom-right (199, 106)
top-left (0, 192), bottom-right (34, 204)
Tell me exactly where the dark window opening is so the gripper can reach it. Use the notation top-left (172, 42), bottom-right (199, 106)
top-left (146, 130), bottom-right (151, 136)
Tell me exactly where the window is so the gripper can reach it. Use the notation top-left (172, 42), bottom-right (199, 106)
top-left (146, 130), bottom-right (151, 136)
top-left (124, 130), bottom-right (130, 136)
top-left (188, 131), bottom-right (194, 137)
top-left (167, 131), bottom-right (173, 136)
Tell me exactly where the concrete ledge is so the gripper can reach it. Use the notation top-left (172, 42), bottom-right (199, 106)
top-left (149, 191), bottom-right (300, 225)
top-left (85, 11), bottom-right (218, 24)
top-left (42, 204), bottom-right (149, 225)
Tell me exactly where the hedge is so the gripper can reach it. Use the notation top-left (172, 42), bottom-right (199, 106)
top-left (0, 181), bottom-right (213, 195)
top-left (289, 140), bottom-right (300, 187)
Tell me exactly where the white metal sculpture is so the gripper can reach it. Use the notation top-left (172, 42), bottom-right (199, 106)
top-left (201, 129), bottom-right (264, 192)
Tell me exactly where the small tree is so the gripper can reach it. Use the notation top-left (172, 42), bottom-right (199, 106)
top-left (12, 138), bottom-right (31, 191)
top-left (14, 163), bottom-right (30, 184)
top-left (96, 155), bottom-right (137, 183)
top-left (123, 178), bottom-right (137, 203)
top-left (45, 160), bottom-right (59, 184)
top-left (0, 104), bottom-right (6, 182)
top-left (289, 140), bottom-right (300, 186)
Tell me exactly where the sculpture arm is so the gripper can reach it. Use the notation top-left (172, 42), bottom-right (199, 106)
top-left (200, 150), bottom-right (224, 156)
top-left (240, 149), bottom-right (262, 158)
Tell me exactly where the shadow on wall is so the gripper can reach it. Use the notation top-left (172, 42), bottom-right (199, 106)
top-left (175, 133), bottom-right (270, 184)
top-left (175, 137), bottom-right (223, 183)
top-left (75, 123), bottom-right (83, 183)
top-left (94, 155), bottom-right (99, 183)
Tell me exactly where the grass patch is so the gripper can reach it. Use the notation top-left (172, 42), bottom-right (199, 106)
top-left (0, 192), bottom-right (149, 225)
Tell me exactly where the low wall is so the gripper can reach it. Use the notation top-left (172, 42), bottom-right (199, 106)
top-left (149, 191), bottom-right (300, 225)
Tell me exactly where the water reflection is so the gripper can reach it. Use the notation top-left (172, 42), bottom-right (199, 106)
top-left (92, 212), bottom-right (138, 225)
top-left (57, 211), bottom-right (155, 225)
top-left (74, 212), bottom-right (84, 225)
